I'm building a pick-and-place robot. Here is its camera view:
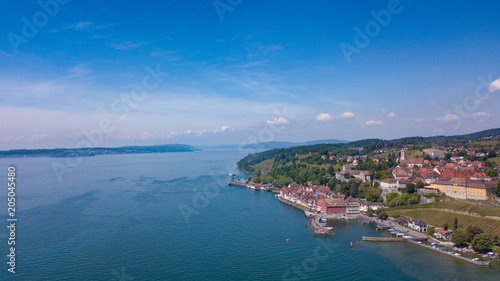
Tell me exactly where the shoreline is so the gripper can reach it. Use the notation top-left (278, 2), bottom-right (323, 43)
top-left (274, 192), bottom-right (492, 267)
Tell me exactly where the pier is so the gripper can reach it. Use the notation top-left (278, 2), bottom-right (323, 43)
top-left (228, 181), bottom-right (249, 188)
top-left (406, 240), bottom-right (490, 267)
top-left (362, 237), bottom-right (407, 242)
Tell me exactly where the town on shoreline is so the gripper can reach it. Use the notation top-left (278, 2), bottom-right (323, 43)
top-left (232, 131), bottom-right (500, 266)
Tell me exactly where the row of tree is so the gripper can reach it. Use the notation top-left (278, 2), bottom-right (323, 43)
top-left (451, 225), bottom-right (495, 251)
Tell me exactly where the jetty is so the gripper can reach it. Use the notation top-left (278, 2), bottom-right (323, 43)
top-left (228, 181), bottom-right (249, 188)
top-left (408, 240), bottom-right (490, 266)
top-left (362, 237), bottom-right (407, 242)
top-left (362, 236), bottom-right (489, 266)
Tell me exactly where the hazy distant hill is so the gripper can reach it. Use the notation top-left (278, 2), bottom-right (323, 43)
top-left (242, 139), bottom-right (348, 150)
top-left (237, 128), bottom-right (500, 172)
top-left (0, 144), bottom-right (200, 158)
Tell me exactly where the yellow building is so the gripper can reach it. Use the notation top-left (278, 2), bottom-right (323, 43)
top-left (429, 178), bottom-right (497, 200)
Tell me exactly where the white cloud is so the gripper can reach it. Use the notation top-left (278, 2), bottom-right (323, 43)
top-left (387, 113), bottom-right (398, 117)
top-left (266, 117), bottom-right (289, 125)
top-left (415, 118), bottom-right (425, 122)
top-left (363, 120), bottom-right (384, 126)
top-left (30, 134), bottom-right (49, 141)
top-left (340, 111), bottom-right (355, 119)
top-left (74, 21), bottom-right (92, 30)
top-left (316, 113), bottom-right (332, 121)
top-left (470, 112), bottom-right (489, 118)
top-left (489, 77), bottom-right (500, 92)
top-left (184, 130), bottom-right (192, 134)
top-left (196, 130), bottom-right (208, 137)
top-left (437, 114), bottom-right (460, 122)
top-left (221, 126), bottom-right (229, 132)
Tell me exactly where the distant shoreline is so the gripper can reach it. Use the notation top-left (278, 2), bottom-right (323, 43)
top-left (0, 144), bottom-right (200, 158)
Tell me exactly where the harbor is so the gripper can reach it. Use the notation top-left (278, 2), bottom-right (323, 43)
top-left (229, 175), bottom-right (496, 267)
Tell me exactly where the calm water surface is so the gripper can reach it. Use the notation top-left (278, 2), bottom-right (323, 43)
top-left (0, 149), bottom-right (498, 280)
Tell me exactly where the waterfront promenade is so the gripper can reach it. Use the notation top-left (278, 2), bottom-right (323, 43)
top-left (360, 214), bottom-right (490, 266)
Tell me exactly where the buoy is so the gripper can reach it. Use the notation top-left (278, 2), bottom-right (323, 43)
top-left (286, 239), bottom-right (291, 242)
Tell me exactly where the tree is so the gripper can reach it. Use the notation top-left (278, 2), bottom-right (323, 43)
top-left (444, 222), bottom-right (449, 231)
top-left (454, 217), bottom-right (458, 230)
top-left (485, 167), bottom-right (499, 178)
top-left (406, 183), bottom-right (416, 194)
top-left (416, 180), bottom-right (425, 189)
top-left (377, 209), bottom-right (387, 220)
top-left (488, 150), bottom-right (497, 158)
top-left (445, 153), bottom-right (452, 160)
top-left (465, 225), bottom-right (484, 242)
top-left (327, 165), bottom-right (334, 175)
top-left (375, 170), bottom-right (393, 180)
top-left (451, 229), bottom-right (467, 245)
top-left (427, 227), bottom-right (436, 236)
top-left (253, 174), bottom-right (261, 183)
top-left (497, 181), bottom-right (500, 197)
top-left (472, 233), bottom-right (493, 251)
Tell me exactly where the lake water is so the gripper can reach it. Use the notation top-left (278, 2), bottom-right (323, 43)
top-left (0, 148), bottom-right (498, 280)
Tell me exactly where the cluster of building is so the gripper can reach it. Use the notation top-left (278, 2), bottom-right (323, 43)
top-left (279, 184), bottom-right (383, 215)
top-left (377, 150), bottom-right (499, 200)
top-left (336, 165), bottom-right (374, 182)
top-left (397, 217), bottom-right (453, 239)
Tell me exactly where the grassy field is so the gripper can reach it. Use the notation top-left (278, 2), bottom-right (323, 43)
top-left (389, 200), bottom-right (500, 217)
top-left (468, 140), bottom-right (500, 146)
top-left (431, 200), bottom-right (500, 217)
top-left (252, 159), bottom-right (274, 171)
top-left (385, 209), bottom-right (500, 236)
top-left (423, 148), bottom-right (447, 155)
top-left (488, 156), bottom-right (500, 165)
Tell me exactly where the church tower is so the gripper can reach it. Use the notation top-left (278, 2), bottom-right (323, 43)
top-left (400, 149), bottom-right (406, 161)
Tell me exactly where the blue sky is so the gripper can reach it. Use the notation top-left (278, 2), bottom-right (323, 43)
top-left (1, 0), bottom-right (499, 149)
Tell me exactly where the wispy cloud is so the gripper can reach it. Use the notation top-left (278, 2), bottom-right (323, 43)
top-left (470, 112), bottom-right (489, 118)
top-left (0, 49), bottom-right (13, 57)
top-left (48, 21), bottom-right (93, 32)
top-left (74, 21), bottom-right (92, 30)
top-left (437, 114), bottom-right (459, 122)
top-left (111, 41), bottom-right (150, 50)
top-left (363, 120), bottom-right (384, 126)
top-left (266, 117), bottom-right (289, 125)
top-left (387, 112), bottom-right (398, 117)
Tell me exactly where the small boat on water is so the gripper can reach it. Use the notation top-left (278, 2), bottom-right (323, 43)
top-left (286, 239), bottom-right (291, 242)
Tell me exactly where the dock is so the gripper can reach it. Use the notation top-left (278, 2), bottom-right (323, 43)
top-left (228, 181), bottom-right (249, 188)
top-left (406, 240), bottom-right (490, 266)
top-left (362, 237), bottom-right (407, 242)
top-left (362, 236), bottom-right (489, 266)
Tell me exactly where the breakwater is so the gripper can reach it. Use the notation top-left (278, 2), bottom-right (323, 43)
top-left (406, 240), bottom-right (490, 267)
top-left (362, 236), bottom-right (490, 266)
top-left (363, 237), bottom-right (407, 242)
